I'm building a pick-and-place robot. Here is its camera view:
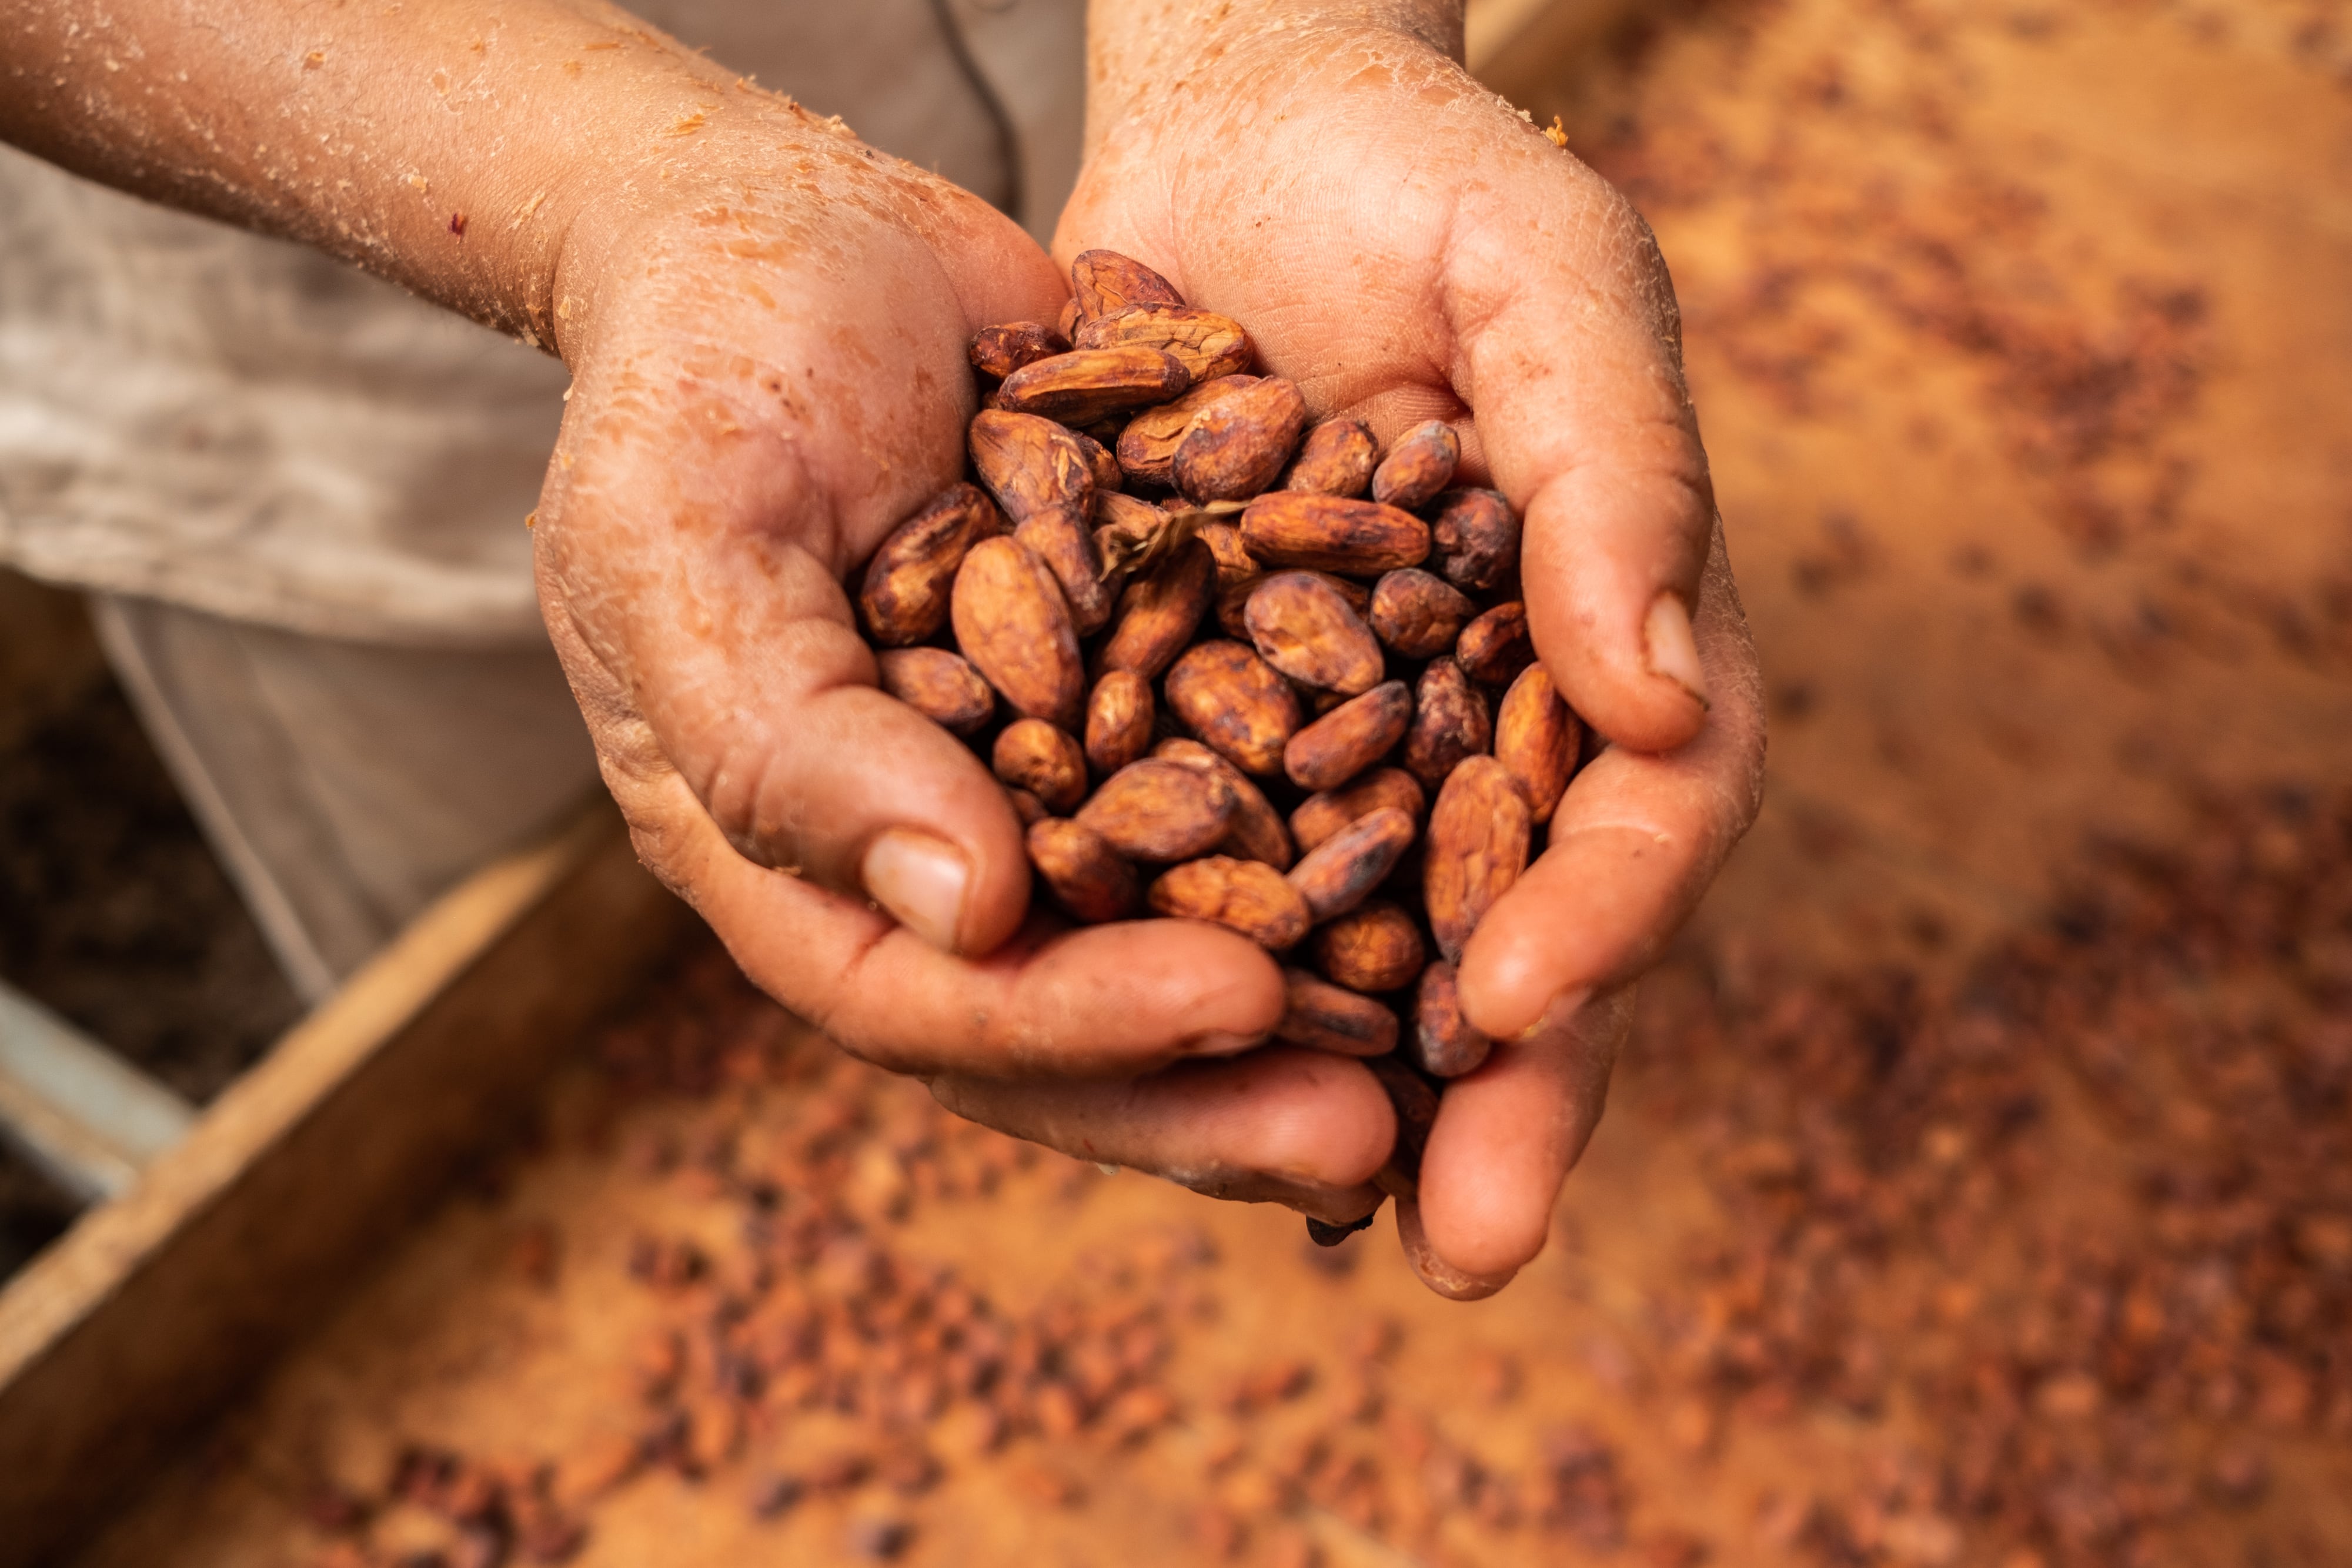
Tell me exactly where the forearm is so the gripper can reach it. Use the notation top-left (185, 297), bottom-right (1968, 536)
top-left (1083, 0), bottom-right (1464, 149)
top-left (0, 0), bottom-right (759, 350)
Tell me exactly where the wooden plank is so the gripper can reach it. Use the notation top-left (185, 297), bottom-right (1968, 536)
top-left (0, 797), bottom-right (692, 1566)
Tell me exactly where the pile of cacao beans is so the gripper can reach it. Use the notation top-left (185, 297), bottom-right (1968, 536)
top-left (857, 250), bottom-right (1583, 1240)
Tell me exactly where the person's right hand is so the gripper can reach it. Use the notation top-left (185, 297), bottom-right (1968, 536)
top-left (530, 97), bottom-right (1396, 1218)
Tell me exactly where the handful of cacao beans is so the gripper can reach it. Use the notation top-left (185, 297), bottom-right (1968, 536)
top-left (861, 250), bottom-right (1585, 1246)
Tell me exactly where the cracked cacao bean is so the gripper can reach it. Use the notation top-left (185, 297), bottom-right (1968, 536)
top-left (968, 410), bottom-right (1094, 524)
top-left (1153, 738), bottom-right (1295, 870)
top-left (1070, 249), bottom-right (1184, 322)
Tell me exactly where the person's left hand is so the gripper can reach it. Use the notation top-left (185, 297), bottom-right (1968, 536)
top-left (988, 14), bottom-right (1768, 1295)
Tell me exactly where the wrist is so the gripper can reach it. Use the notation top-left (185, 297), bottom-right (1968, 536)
top-left (1084, 1), bottom-right (1464, 153)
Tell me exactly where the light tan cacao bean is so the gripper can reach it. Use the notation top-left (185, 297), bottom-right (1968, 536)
top-left (1014, 503), bottom-right (1117, 635)
top-left (1244, 571), bottom-right (1385, 696)
top-left (1368, 568), bottom-right (1477, 658)
top-left (1285, 805), bottom-right (1416, 922)
top-left (1152, 738), bottom-right (1296, 870)
top-left (1313, 901), bottom-right (1425, 994)
top-left (1290, 767), bottom-right (1426, 853)
top-left (1026, 818), bottom-right (1141, 924)
top-left (1164, 640), bottom-right (1302, 777)
top-left (858, 483), bottom-right (1004, 647)
top-left (1403, 658), bottom-right (1491, 789)
top-left (1284, 680), bottom-right (1412, 793)
top-left (1412, 959), bottom-right (1492, 1078)
top-left (1456, 600), bottom-right (1534, 687)
top-left (1146, 857), bottom-right (1312, 951)
top-left (1239, 492), bottom-right (1429, 576)
top-left (1428, 489), bottom-right (1521, 592)
top-left (1284, 418), bottom-right (1378, 498)
top-left (1070, 249), bottom-right (1184, 321)
top-left (968, 321), bottom-right (1068, 381)
top-left (1494, 663), bottom-right (1581, 824)
top-left (1275, 969), bottom-right (1399, 1056)
top-left (950, 535), bottom-right (1085, 726)
top-left (1423, 755), bottom-right (1531, 964)
top-left (1076, 758), bottom-right (1236, 862)
top-left (1115, 375), bottom-right (1261, 486)
top-left (1369, 419), bottom-right (1460, 510)
top-left (1174, 377), bottom-right (1308, 503)
top-left (992, 718), bottom-right (1088, 814)
top-left (1096, 536), bottom-right (1216, 681)
top-left (997, 346), bottom-right (1191, 426)
top-left (969, 410), bottom-right (1094, 523)
top-left (1084, 670), bottom-right (1155, 777)
top-left (1076, 304), bottom-right (1253, 382)
top-left (875, 647), bottom-right (994, 734)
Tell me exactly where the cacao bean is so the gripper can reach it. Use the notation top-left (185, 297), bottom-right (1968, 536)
top-left (1412, 959), bottom-right (1492, 1078)
top-left (1366, 1055), bottom-right (1440, 1190)
top-left (1284, 418), bottom-right (1378, 499)
top-left (1116, 375), bottom-right (1261, 486)
top-left (1147, 857), bottom-right (1312, 951)
top-left (1153, 738), bottom-right (1295, 870)
top-left (1164, 640), bottom-right (1302, 777)
top-left (1076, 304), bottom-right (1252, 383)
top-left (858, 483), bottom-right (1004, 647)
top-left (998, 347), bottom-right (1191, 426)
top-left (1197, 520), bottom-right (1262, 589)
top-left (1368, 568), bottom-right (1476, 658)
top-left (1014, 503), bottom-right (1117, 635)
top-left (968, 321), bottom-right (1068, 381)
top-left (992, 718), bottom-right (1088, 814)
top-left (1313, 901), bottom-right (1425, 994)
top-left (875, 647), bottom-right (993, 735)
top-left (1096, 536), bottom-right (1215, 681)
top-left (950, 536), bottom-right (1085, 726)
top-left (1290, 767), bottom-right (1426, 853)
top-left (1084, 670), bottom-right (1155, 777)
top-left (1174, 377), bottom-right (1307, 503)
top-left (1240, 492), bottom-right (1429, 576)
top-left (1242, 571), bottom-right (1385, 697)
top-left (969, 410), bottom-right (1094, 523)
top-left (1274, 970), bottom-right (1399, 1057)
top-left (1428, 489), bottom-right (1520, 593)
top-left (1455, 600), bottom-right (1534, 687)
top-left (1026, 819), bottom-right (1140, 925)
top-left (1057, 295), bottom-right (1081, 342)
top-left (1285, 805), bottom-right (1415, 922)
top-left (1284, 680), bottom-right (1412, 793)
top-left (1494, 663), bottom-right (1580, 824)
top-left (1423, 755), bottom-right (1530, 964)
top-left (1071, 428), bottom-right (1122, 494)
top-left (1070, 249), bottom-right (1184, 322)
top-left (1075, 758), bottom-right (1235, 862)
top-left (1403, 658), bottom-right (1491, 789)
top-left (1369, 419), bottom-right (1460, 510)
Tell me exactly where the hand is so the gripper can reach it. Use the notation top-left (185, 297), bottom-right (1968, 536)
top-left (530, 99), bottom-right (1396, 1211)
top-left (1052, 13), bottom-right (1768, 1292)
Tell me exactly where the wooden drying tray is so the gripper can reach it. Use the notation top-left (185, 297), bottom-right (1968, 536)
top-left (0, 800), bottom-right (696, 1567)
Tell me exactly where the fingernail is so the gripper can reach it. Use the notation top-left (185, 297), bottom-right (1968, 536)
top-left (1644, 591), bottom-right (1710, 710)
top-left (1183, 1030), bottom-right (1263, 1058)
top-left (861, 828), bottom-right (971, 952)
top-left (1515, 986), bottom-right (1592, 1042)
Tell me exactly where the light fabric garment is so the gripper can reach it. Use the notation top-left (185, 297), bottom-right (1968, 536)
top-left (0, 1), bottom-right (1087, 989)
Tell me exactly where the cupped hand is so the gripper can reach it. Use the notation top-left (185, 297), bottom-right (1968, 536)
top-left (1055, 21), bottom-right (1768, 1291)
top-left (527, 99), bottom-right (1392, 1211)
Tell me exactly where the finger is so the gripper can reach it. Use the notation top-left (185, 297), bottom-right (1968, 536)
top-left (536, 209), bottom-right (1059, 954)
top-left (1409, 985), bottom-right (1635, 1283)
top-left (1448, 145), bottom-right (1716, 754)
top-left (929, 1047), bottom-right (1395, 1223)
top-left (1455, 524), bottom-right (1764, 1038)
